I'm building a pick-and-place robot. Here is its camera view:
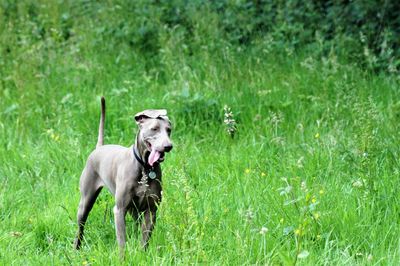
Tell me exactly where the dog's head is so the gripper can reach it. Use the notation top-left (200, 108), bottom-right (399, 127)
top-left (135, 109), bottom-right (173, 166)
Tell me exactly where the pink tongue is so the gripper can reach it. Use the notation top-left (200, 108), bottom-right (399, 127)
top-left (148, 149), bottom-right (161, 167)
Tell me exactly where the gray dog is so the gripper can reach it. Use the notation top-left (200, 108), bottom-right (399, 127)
top-left (74, 97), bottom-right (173, 250)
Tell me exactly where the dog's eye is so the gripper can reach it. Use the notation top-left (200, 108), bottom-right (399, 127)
top-left (166, 128), bottom-right (171, 135)
top-left (151, 127), bottom-right (159, 131)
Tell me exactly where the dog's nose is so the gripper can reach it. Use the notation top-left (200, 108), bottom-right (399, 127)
top-left (164, 144), bottom-right (173, 152)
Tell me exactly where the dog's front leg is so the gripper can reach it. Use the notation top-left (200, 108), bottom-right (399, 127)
top-left (113, 205), bottom-right (127, 249)
top-left (114, 186), bottom-right (133, 254)
top-left (141, 210), bottom-right (156, 249)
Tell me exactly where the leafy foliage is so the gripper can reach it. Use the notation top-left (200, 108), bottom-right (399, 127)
top-left (1, 0), bottom-right (399, 72)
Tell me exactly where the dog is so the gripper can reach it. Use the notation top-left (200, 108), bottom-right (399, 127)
top-left (74, 97), bottom-right (173, 251)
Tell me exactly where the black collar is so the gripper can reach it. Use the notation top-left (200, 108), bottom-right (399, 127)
top-left (133, 146), bottom-right (152, 170)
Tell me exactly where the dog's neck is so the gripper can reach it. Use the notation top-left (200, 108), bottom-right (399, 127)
top-left (134, 131), bottom-right (149, 167)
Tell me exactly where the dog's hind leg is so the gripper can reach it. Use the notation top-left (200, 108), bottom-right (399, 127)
top-left (74, 165), bottom-right (103, 249)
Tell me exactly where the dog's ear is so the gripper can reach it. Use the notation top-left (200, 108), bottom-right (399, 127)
top-left (134, 113), bottom-right (150, 126)
top-left (134, 109), bottom-right (169, 126)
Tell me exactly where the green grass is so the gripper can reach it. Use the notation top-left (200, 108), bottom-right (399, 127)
top-left (1, 2), bottom-right (400, 265)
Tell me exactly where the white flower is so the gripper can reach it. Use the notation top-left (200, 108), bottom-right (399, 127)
top-left (223, 105), bottom-right (237, 138)
top-left (352, 179), bottom-right (363, 188)
top-left (259, 227), bottom-right (268, 235)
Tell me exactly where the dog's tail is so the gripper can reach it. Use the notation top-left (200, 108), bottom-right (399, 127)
top-left (96, 96), bottom-right (106, 148)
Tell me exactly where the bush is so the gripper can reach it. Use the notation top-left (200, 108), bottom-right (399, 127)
top-left (0, 0), bottom-right (399, 72)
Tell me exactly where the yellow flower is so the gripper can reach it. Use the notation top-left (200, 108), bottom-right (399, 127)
top-left (311, 197), bottom-right (317, 203)
top-left (245, 169), bottom-right (251, 174)
top-left (319, 189), bottom-right (324, 195)
top-left (295, 228), bottom-right (301, 235)
top-left (48, 128), bottom-right (60, 142)
top-left (261, 172), bottom-right (266, 177)
top-left (315, 133), bottom-right (320, 139)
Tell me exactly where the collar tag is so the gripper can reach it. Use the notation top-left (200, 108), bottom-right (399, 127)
top-left (148, 171), bottom-right (156, 179)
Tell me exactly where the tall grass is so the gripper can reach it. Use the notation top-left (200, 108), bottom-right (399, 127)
top-left (1, 1), bottom-right (400, 265)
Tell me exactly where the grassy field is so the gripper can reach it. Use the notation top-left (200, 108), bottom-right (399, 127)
top-left (1, 2), bottom-right (400, 265)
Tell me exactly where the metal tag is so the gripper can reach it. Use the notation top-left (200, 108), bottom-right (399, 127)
top-left (148, 171), bottom-right (156, 179)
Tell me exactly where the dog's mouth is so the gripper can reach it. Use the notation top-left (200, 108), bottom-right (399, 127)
top-left (145, 141), bottom-right (165, 166)
top-left (158, 152), bottom-right (165, 162)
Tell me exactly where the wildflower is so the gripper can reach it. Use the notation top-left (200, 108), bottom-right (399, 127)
top-left (244, 208), bottom-right (255, 221)
top-left (259, 227), bottom-right (268, 235)
top-left (352, 179), bottom-right (364, 188)
top-left (46, 128), bottom-right (60, 142)
top-left (261, 172), bottom-right (266, 177)
top-left (295, 228), bottom-right (301, 236)
top-left (223, 105), bottom-right (237, 138)
top-left (311, 197), bottom-right (317, 203)
top-left (319, 189), bottom-right (324, 195)
top-left (51, 133), bottom-right (60, 141)
top-left (301, 181), bottom-right (307, 191)
top-left (10, 231), bottom-right (23, 237)
top-left (245, 168), bottom-right (251, 174)
top-left (257, 90), bottom-right (272, 96)
top-left (315, 133), bottom-right (320, 139)
top-left (297, 250), bottom-right (310, 259)
top-left (269, 111), bottom-right (283, 125)
top-left (278, 185), bottom-right (292, 196)
top-left (280, 218), bottom-right (284, 223)
top-left (297, 157), bottom-right (304, 168)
